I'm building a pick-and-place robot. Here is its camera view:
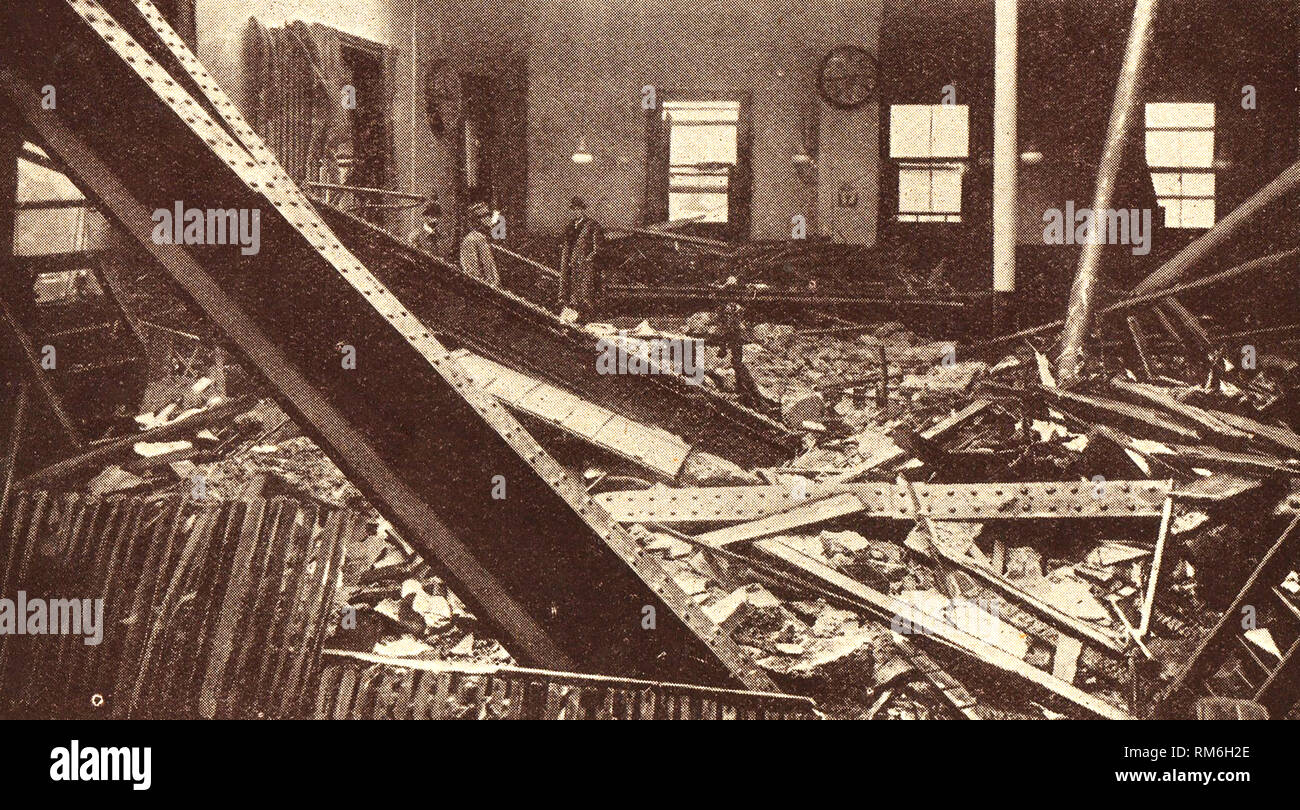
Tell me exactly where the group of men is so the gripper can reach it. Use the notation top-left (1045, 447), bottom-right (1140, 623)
top-left (405, 194), bottom-right (769, 411)
top-left (408, 195), bottom-right (600, 321)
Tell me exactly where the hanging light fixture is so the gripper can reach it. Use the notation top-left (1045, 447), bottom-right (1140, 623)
top-left (571, 135), bottom-right (594, 164)
top-left (1020, 141), bottom-right (1044, 165)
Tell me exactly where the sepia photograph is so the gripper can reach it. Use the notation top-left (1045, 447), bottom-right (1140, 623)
top-left (0, 0), bottom-right (1295, 788)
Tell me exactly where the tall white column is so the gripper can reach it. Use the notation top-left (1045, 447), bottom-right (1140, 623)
top-left (992, 0), bottom-right (1018, 294)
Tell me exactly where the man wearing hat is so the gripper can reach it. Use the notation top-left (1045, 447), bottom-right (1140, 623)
top-left (459, 201), bottom-right (501, 286)
top-left (558, 196), bottom-right (602, 321)
top-left (408, 198), bottom-right (443, 255)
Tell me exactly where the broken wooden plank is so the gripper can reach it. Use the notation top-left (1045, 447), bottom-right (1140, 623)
top-left (904, 524), bottom-right (1129, 654)
top-left (1173, 473), bottom-right (1262, 503)
top-left (752, 537), bottom-right (1131, 719)
top-left (454, 349), bottom-right (691, 480)
top-left (1034, 387), bottom-right (1202, 441)
top-left (1162, 443), bottom-right (1298, 477)
top-left (16, 394), bottom-right (258, 490)
top-left (1110, 378), bottom-right (1253, 440)
top-left (1155, 514), bottom-right (1300, 717)
top-left (1126, 317), bottom-right (1156, 380)
top-left (892, 638), bottom-right (984, 719)
top-left (1053, 635), bottom-right (1084, 684)
top-left (826, 399), bottom-right (992, 484)
top-left (693, 493), bottom-right (865, 549)
top-left (1137, 497), bottom-right (1173, 637)
top-left (1199, 407), bottom-right (1300, 456)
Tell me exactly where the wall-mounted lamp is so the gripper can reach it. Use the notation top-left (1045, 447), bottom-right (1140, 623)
top-left (572, 136), bottom-right (594, 164)
top-left (1019, 144), bottom-right (1044, 165)
top-left (792, 151), bottom-right (817, 186)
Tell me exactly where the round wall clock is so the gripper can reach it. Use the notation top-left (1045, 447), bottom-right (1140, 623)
top-left (818, 45), bottom-right (878, 110)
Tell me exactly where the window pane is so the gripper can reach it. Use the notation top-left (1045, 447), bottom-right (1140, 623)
top-left (930, 165), bottom-right (963, 212)
top-left (1181, 171), bottom-right (1215, 197)
top-left (16, 157), bottom-right (84, 204)
top-left (890, 105), bottom-right (932, 159)
top-left (1177, 130), bottom-right (1214, 168)
top-left (899, 164), bottom-right (963, 216)
top-left (898, 167), bottom-right (932, 213)
top-left (668, 124), bottom-right (737, 166)
top-left (1145, 102), bottom-right (1214, 129)
top-left (1180, 198), bottom-right (1215, 228)
top-left (891, 105), bottom-right (968, 159)
top-left (1145, 130), bottom-right (1183, 167)
top-left (1158, 198), bottom-right (1183, 228)
top-left (1151, 172), bottom-right (1216, 198)
top-left (930, 105), bottom-right (969, 158)
top-left (668, 192), bottom-right (728, 223)
top-left (13, 207), bottom-right (109, 256)
top-left (1150, 171), bottom-right (1183, 196)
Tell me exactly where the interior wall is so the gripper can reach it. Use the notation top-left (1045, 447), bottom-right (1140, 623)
top-left (191, 0), bottom-right (1297, 269)
top-left (413, 0), bottom-right (530, 247)
top-left (524, 0), bottom-right (884, 242)
top-left (881, 0), bottom-right (1299, 291)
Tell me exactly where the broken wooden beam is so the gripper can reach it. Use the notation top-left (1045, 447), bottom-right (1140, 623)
top-left (692, 493), bottom-right (864, 548)
top-left (826, 399), bottom-right (992, 485)
top-left (1198, 407), bottom-right (1300, 456)
top-left (16, 394), bottom-right (257, 490)
top-left (1154, 513), bottom-right (1300, 718)
top-left (452, 349), bottom-right (691, 480)
top-left (753, 537), bottom-right (1131, 719)
top-left (1109, 378), bottom-right (1254, 441)
top-left (1031, 386), bottom-right (1203, 442)
top-left (903, 523), bottom-right (1129, 655)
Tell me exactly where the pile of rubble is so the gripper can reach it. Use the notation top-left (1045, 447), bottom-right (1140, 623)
top-left (579, 312), bottom-right (1300, 718)
top-left (35, 375), bottom-right (514, 671)
top-left (33, 301), bottom-right (1300, 718)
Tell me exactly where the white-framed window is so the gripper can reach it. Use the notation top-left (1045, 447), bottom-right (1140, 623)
top-left (663, 100), bottom-right (740, 223)
top-left (889, 104), bottom-right (968, 222)
top-left (1145, 102), bottom-right (1215, 228)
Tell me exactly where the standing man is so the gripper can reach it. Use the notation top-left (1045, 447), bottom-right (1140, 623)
top-left (710, 285), bottom-right (767, 410)
top-left (558, 197), bottom-right (601, 322)
top-left (459, 201), bottom-right (501, 286)
top-left (408, 198), bottom-right (442, 255)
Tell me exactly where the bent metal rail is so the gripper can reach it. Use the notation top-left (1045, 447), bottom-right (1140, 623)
top-left (315, 651), bottom-right (821, 720)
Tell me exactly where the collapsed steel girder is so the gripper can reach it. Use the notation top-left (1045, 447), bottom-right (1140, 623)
top-left (313, 204), bottom-right (798, 467)
top-left (0, 0), bottom-right (777, 689)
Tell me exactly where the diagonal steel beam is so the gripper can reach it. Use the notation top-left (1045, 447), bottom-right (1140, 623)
top-left (0, 0), bottom-right (777, 689)
top-left (1056, 0), bottom-right (1159, 387)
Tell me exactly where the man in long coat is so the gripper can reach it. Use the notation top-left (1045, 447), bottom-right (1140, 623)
top-left (459, 201), bottom-right (501, 286)
top-left (558, 197), bottom-right (602, 320)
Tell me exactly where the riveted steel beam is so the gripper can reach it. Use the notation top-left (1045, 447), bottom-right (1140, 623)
top-left (0, 0), bottom-right (777, 690)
